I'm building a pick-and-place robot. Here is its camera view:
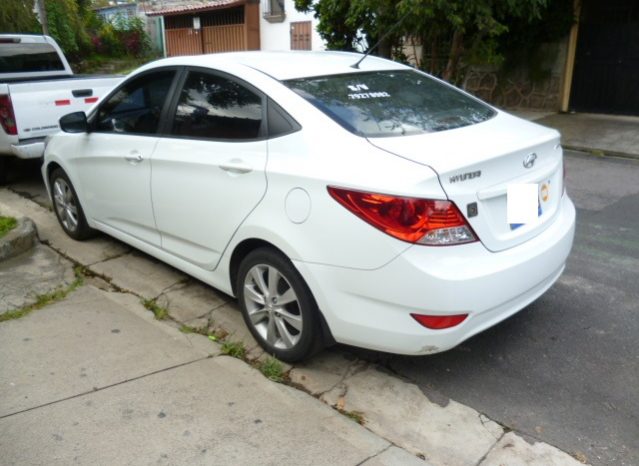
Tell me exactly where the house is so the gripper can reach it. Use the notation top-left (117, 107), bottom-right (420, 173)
top-left (94, 2), bottom-right (138, 23)
top-left (259, 0), bottom-right (324, 51)
top-left (142, 0), bottom-right (323, 57)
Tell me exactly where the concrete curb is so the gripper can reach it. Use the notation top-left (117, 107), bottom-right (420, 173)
top-left (563, 145), bottom-right (639, 161)
top-left (289, 354), bottom-right (587, 466)
top-left (0, 216), bottom-right (37, 262)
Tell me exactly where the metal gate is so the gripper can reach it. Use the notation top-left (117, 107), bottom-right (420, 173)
top-left (163, 6), bottom-right (258, 57)
top-left (570, 0), bottom-right (639, 115)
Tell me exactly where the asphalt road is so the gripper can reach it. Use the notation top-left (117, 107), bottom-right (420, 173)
top-left (4, 150), bottom-right (638, 465)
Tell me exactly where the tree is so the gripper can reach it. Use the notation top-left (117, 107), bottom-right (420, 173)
top-left (0, 0), bottom-right (40, 33)
top-left (295, 0), bottom-right (364, 52)
top-left (45, 0), bottom-right (90, 56)
top-left (399, 0), bottom-right (549, 81)
top-left (295, 0), bottom-right (560, 83)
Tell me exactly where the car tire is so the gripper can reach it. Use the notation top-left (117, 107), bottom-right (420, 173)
top-left (237, 247), bottom-right (324, 362)
top-left (49, 168), bottom-right (95, 240)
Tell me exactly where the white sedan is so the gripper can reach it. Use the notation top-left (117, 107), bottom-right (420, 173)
top-left (43, 51), bottom-right (575, 362)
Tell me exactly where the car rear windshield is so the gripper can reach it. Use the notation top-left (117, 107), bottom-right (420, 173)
top-left (285, 70), bottom-right (495, 137)
top-left (0, 42), bottom-right (65, 73)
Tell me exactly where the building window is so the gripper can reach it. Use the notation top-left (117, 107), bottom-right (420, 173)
top-left (263, 0), bottom-right (286, 23)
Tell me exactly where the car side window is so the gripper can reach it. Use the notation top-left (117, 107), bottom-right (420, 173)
top-left (95, 70), bottom-right (175, 135)
top-left (267, 98), bottom-right (301, 138)
top-left (171, 71), bottom-right (263, 140)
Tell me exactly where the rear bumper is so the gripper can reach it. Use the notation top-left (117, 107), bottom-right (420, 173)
top-left (10, 139), bottom-right (45, 159)
top-left (295, 194), bottom-right (576, 355)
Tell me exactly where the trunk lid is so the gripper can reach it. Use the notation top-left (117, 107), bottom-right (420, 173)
top-left (367, 111), bottom-right (564, 252)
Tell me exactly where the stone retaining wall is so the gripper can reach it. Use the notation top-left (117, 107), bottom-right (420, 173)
top-left (462, 40), bottom-right (569, 111)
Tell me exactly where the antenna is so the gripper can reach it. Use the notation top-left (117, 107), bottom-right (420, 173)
top-left (351, 10), bottom-right (411, 69)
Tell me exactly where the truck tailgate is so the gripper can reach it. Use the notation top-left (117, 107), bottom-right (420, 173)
top-left (9, 76), bottom-right (122, 140)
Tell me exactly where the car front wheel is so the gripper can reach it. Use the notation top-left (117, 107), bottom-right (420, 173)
top-left (237, 248), bottom-right (323, 362)
top-left (50, 168), bottom-right (94, 240)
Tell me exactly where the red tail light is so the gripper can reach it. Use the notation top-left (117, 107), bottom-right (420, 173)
top-left (0, 94), bottom-right (17, 136)
top-left (328, 187), bottom-right (477, 245)
top-left (411, 313), bottom-right (468, 329)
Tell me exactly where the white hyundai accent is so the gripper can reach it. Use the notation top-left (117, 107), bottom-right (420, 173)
top-left (43, 51), bottom-right (575, 362)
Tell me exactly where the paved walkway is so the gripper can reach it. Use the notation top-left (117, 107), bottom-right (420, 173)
top-left (0, 285), bottom-right (421, 466)
top-left (511, 111), bottom-right (639, 160)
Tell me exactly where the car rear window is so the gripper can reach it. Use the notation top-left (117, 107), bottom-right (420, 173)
top-left (0, 42), bottom-right (65, 73)
top-left (285, 70), bottom-right (495, 137)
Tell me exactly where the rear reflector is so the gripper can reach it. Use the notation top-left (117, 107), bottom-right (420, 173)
top-left (85, 97), bottom-right (98, 104)
top-left (0, 94), bottom-right (17, 135)
top-left (328, 186), bottom-right (477, 245)
top-left (411, 313), bottom-right (468, 330)
top-left (55, 99), bottom-right (71, 106)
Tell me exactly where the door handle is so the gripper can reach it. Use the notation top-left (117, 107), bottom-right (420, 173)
top-left (220, 159), bottom-right (252, 175)
top-left (72, 89), bottom-right (93, 98)
top-left (125, 151), bottom-right (143, 164)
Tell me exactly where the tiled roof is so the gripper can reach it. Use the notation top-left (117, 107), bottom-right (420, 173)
top-left (142, 0), bottom-right (245, 16)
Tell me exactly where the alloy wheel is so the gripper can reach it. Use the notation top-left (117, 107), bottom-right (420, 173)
top-left (243, 264), bottom-right (303, 350)
top-left (53, 177), bottom-right (79, 233)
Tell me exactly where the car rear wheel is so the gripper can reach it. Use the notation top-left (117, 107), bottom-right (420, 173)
top-left (237, 248), bottom-right (324, 362)
top-left (50, 168), bottom-right (95, 240)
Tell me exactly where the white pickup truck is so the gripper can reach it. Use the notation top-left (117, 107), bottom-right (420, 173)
top-left (0, 34), bottom-right (123, 182)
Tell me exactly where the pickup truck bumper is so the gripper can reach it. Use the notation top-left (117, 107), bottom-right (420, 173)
top-left (9, 139), bottom-right (45, 159)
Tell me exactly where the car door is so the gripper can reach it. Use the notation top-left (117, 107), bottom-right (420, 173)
top-left (74, 69), bottom-right (177, 246)
top-left (151, 68), bottom-right (268, 269)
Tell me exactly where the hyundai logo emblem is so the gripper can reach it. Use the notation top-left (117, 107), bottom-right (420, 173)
top-left (523, 153), bottom-right (537, 169)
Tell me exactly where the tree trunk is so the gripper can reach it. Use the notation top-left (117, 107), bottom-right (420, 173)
top-left (443, 29), bottom-right (464, 82)
top-left (377, 36), bottom-right (392, 59)
top-left (37, 0), bottom-right (48, 35)
top-left (430, 34), bottom-right (438, 75)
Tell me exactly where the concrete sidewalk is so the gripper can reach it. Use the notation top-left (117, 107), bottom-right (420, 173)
top-left (0, 285), bottom-right (419, 466)
top-left (511, 110), bottom-right (639, 160)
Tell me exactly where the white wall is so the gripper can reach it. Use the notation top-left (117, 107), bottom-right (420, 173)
top-left (259, 0), bottom-right (325, 51)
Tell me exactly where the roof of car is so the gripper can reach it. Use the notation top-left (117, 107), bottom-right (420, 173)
top-left (140, 51), bottom-right (410, 81)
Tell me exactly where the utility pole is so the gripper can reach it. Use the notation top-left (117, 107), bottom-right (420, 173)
top-left (37, 0), bottom-right (49, 36)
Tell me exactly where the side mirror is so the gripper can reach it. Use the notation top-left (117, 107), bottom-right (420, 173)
top-left (59, 111), bottom-right (88, 133)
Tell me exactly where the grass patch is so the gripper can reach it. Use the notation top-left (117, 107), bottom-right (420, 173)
top-left (221, 340), bottom-right (246, 359)
top-left (178, 324), bottom-right (215, 337)
top-left (142, 298), bottom-right (169, 320)
top-left (179, 324), bottom-right (197, 334)
top-left (0, 215), bottom-right (17, 238)
top-left (259, 356), bottom-right (285, 383)
top-left (0, 267), bottom-right (84, 322)
top-left (338, 409), bottom-right (366, 425)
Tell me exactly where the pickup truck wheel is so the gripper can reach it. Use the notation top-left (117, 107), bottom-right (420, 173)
top-left (237, 248), bottom-right (324, 362)
top-left (0, 158), bottom-right (8, 185)
top-left (50, 168), bottom-right (95, 240)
